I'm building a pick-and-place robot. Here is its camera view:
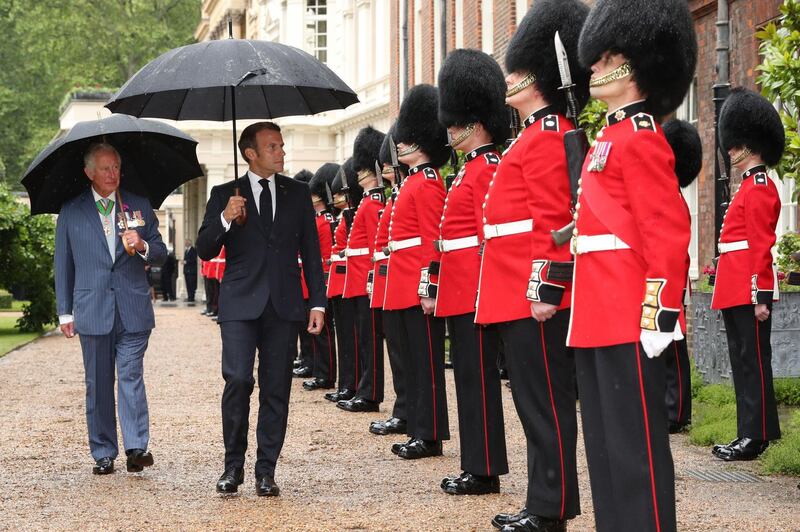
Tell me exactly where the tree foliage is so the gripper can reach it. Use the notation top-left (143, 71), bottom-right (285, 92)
top-left (757, 0), bottom-right (800, 198)
top-left (0, 0), bottom-right (200, 186)
top-left (0, 183), bottom-right (56, 331)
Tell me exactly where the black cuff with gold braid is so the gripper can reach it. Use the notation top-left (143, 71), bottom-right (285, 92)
top-left (417, 266), bottom-right (438, 298)
top-left (640, 279), bottom-right (679, 332)
top-left (526, 260), bottom-right (567, 306)
top-left (751, 275), bottom-right (773, 304)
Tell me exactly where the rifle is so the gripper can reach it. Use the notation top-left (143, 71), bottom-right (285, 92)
top-left (505, 106), bottom-right (521, 150)
top-left (551, 31), bottom-right (590, 246)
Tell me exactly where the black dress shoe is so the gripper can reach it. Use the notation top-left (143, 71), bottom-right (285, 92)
top-left (500, 515), bottom-right (566, 532)
top-left (498, 368), bottom-right (509, 380)
top-left (669, 421), bottom-right (690, 434)
top-left (125, 448), bottom-right (154, 472)
top-left (441, 471), bottom-right (467, 489)
top-left (216, 467), bottom-right (244, 493)
top-left (712, 437), bottom-right (741, 453)
top-left (92, 457), bottom-right (114, 475)
top-left (442, 472), bottom-right (500, 495)
top-left (303, 377), bottom-right (334, 391)
top-left (337, 397), bottom-right (380, 412)
top-left (391, 437), bottom-right (416, 455)
top-left (324, 388), bottom-right (354, 402)
top-left (292, 366), bottom-right (312, 378)
top-left (712, 437), bottom-right (768, 461)
top-left (398, 439), bottom-right (443, 459)
top-left (255, 475), bottom-right (280, 497)
top-left (492, 508), bottom-right (530, 529)
top-left (293, 358), bottom-right (303, 369)
top-left (370, 417), bottom-right (407, 435)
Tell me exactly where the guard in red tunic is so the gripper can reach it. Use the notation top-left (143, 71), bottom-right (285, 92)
top-left (323, 161), bottom-right (362, 403)
top-left (338, 127), bottom-right (387, 412)
top-left (425, 49), bottom-right (509, 496)
top-left (368, 127), bottom-right (410, 436)
top-left (383, 84), bottom-right (451, 459)
top-left (711, 88), bottom-right (784, 461)
top-left (568, 1), bottom-right (696, 530)
top-left (661, 119), bottom-right (702, 434)
top-left (301, 164), bottom-right (339, 391)
top-left (476, 2), bottom-right (589, 529)
top-left (291, 169), bottom-right (316, 378)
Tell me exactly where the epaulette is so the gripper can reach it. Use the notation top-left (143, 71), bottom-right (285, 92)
top-left (541, 115), bottom-right (560, 132)
top-left (754, 173), bottom-right (768, 186)
top-left (423, 167), bottom-right (437, 180)
top-left (324, 212), bottom-right (334, 222)
top-left (632, 113), bottom-right (656, 132)
top-left (484, 153), bottom-right (500, 165)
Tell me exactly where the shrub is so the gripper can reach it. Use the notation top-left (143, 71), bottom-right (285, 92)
top-left (774, 378), bottom-right (800, 407)
top-left (0, 289), bottom-right (11, 309)
top-left (761, 410), bottom-right (800, 475)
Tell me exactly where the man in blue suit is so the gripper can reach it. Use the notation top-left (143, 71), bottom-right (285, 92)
top-left (55, 143), bottom-right (167, 475)
top-left (197, 122), bottom-right (326, 497)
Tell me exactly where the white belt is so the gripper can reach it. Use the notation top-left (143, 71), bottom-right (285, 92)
top-left (388, 237), bottom-right (422, 252)
top-left (483, 219), bottom-right (533, 240)
top-left (574, 234), bottom-right (631, 254)
top-left (718, 240), bottom-right (749, 254)
top-left (345, 247), bottom-right (369, 257)
top-left (329, 254), bottom-right (346, 263)
top-left (437, 235), bottom-right (480, 252)
top-left (373, 250), bottom-right (389, 261)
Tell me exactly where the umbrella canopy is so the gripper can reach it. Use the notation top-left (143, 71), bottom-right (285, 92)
top-left (21, 114), bottom-right (203, 214)
top-left (105, 39), bottom-right (359, 120)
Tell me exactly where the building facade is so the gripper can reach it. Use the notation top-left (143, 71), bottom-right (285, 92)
top-left (388, 0), bottom-right (797, 280)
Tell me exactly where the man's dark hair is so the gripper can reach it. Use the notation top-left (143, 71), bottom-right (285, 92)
top-left (238, 122), bottom-right (282, 162)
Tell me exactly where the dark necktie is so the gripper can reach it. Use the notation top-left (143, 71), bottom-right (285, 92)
top-left (258, 178), bottom-right (273, 235)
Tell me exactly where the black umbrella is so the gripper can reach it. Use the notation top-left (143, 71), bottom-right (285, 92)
top-left (21, 113), bottom-right (203, 215)
top-left (105, 20), bottom-right (358, 224)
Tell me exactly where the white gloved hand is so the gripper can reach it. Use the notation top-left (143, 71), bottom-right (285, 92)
top-left (639, 329), bottom-right (674, 359)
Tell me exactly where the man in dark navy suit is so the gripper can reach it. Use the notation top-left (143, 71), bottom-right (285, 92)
top-left (197, 122), bottom-right (326, 497)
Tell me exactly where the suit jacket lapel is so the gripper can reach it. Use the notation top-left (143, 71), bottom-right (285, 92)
top-left (115, 200), bottom-right (125, 262)
top-left (80, 190), bottom-right (113, 264)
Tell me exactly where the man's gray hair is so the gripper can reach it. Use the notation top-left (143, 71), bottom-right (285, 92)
top-left (84, 143), bottom-right (121, 169)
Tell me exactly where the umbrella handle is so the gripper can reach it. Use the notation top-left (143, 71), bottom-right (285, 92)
top-left (233, 187), bottom-right (247, 226)
top-left (116, 189), bottom-right (137, 256)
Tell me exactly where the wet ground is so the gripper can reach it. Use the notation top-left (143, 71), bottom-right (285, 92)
top-left (0, 304), bottom-right (798, 530)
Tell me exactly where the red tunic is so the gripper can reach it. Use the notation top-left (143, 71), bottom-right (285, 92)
top-left (326, 211), bottom-right (350, 298)
top-left (434, 145), bottom-right (499, 317)
top-left (567, 104), bottom-right (690, 348)
top-left (476, 110), bottom-right (571, 324)
top-left (214, 246), bottom-right (226, 281)
top-left (711, 166), bottom-right (781, 309)
top-left (343, 188), bottom-right (385, 298)
top-left (383, 164), bottom-right (446, 311)
top-left (369, 195), bottom-right (394, 309)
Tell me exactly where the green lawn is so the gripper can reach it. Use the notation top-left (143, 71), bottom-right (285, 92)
top-left (0, 316), bottom-right (41, 357)
top-left (0, 300), bottom-right (30, 312)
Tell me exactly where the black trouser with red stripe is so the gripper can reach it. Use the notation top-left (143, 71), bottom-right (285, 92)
top-left (576, 342), bottom-right (675, 532)
top-left (399, 306), bottom-right (449, 441)
top-left (448, 313), bottom-right (508, 477)
top-left (499, 313), bottom-right (579, 521)
top-left (331, 296), bottom-right (358, 392)
top-left (311, 299), bottom-right (337, 383)
top-left (382, 310), bottom-right (408, 421)
top-left (721, 304), bottom-right (781, 441)
top-left (664, 338), bottom-right (691, 427)
top-left (352, 296), bottom-right (385, 403)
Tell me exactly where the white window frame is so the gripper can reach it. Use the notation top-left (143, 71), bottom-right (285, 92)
top-left (481, 0), bottom-right (493, 55)
top-left (455, 0), bottom-right (463, 48)
top-left (305, 0), bottom-right (328, 63)
top-left (676, 79), bottom-right (699, 279)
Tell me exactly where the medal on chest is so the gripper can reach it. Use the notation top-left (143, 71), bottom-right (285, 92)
top-left (103, 216), bottom-right (112, 236)
top-left (117, 210), bottom-right (145, 230)
top-left (588, 141), bottom-right (612, 172)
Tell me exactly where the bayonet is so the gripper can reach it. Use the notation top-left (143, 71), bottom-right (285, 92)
top-left (375, 161), bottom-right (384, 189)
top-left (388, 134), bottom-right (403, 184)
top-left (555, 31), bottom-right (579, 127)
top-left (717, 147), bottom-right (731, 208)
top-left (325, 181), bottom-right (333, 207)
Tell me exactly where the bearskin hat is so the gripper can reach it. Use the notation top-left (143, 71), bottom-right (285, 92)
top-left (378, 123), bottom-right (410, 176)
top-left (394, 84), bottom-right (451, 168)
top-left (719, 87), bottom-right (785, 167)
top-left (352, 126), bottom-right (386, 173)
top-left (438, 49), bottom-right (509, 144)
top-left (309, 162), bottom-right (339, 200)
top-left (293, 169), bottom-right (313, 184)
top-left (578, 0), bottom-right (697, 116)
top-left (331, 157), bottom-right (363, 207)
top-left (662, 119), bottom-right (702, 189)
top-left (505, 0), bottom-right (591, 116)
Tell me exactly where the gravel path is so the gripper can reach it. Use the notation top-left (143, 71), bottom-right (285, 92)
top-left (0, 304), bottom-right (798, 531)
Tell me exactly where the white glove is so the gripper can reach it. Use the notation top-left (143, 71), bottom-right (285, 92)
top-left (639, 329), bottom-right (673, 359)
